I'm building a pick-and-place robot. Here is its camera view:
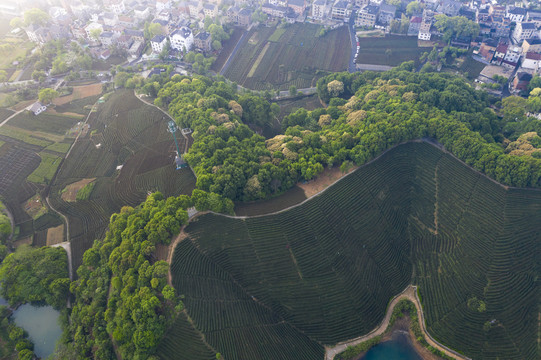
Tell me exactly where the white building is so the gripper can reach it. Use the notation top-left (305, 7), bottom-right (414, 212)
top-left (134, 5), bottom-right (150, 19)
top-left (110, 0), bottom-right (125, 14)
top-left (203, 4), bottom-right (218, 18)
top-left (156, 0), bottom-right (172, 12)
top-left (30, 102), bottom-right (47, 115)
top-left (512, 22), bottom-right (536, 43)
top-left (522, 52), bottom-right (541, 72)
top-left (169, 27), bottom-right (193, 52)
top-left (312, 0), bottom-right (327, 19)
top-left (418, 30), bottom-right (431, 41)
top-left (151, 34), bottom-right (168, 53)
top-left (507, 6), bottom-right (527, 23)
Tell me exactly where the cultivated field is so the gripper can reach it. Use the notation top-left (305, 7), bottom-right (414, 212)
top-left (164, 142), bottom-right (541, 360)
top-left (53, 83), bottom-right (103, 106)
top-left (48, 90), bottom-right (196, 269)
top-left (355, 36), bottom-right (427, 66)
top-left (224, 23), bottom-right (350, 90)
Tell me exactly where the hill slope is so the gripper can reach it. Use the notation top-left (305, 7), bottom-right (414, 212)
top-left (161, 142), bottom-right (541, 360)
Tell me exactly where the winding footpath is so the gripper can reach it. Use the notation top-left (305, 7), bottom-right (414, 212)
top-left (325, 285), bottom-right (470, 360)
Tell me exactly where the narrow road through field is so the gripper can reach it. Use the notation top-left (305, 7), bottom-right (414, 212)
top-left (220, 31), bottom-right (248, 75)
top-left (0, 106), bottom-right (31, 128)
top-left (348, 14), bottom-right (357, 73)
top-left (325, 285), bottom-right (470, 360)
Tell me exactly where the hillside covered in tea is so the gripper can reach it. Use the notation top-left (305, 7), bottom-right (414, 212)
top-left (160, 142), bottom-right (541, 360)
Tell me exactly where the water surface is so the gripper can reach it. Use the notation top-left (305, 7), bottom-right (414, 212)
top-left (362, 331), bottom-right (422, 360)
top-left (12, 304), bottom-right (62, 358)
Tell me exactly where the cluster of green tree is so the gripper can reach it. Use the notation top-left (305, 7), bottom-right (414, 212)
top-left (63, 191), bottom-right (233, 359)
top-left (9, 8), bottom-right (49, 28)
top-left (203, 17), bottom-right (231, 51)
top-left (434, 15), bottom-right (480, 43)
top-left (0, 245), bottom-right (69, 309)
top-left (389, 14), bottom-right (410, 34)
top-left (183, 51), bottom-right (215, 74)
top-left (420, 45), bottom-right (468, 70)
top-left (0, 306), bottom-right (35, 360)
top-left (0, 202), bottom-right (10, 245)
top-left (114, 64), bottom-right (174, 90)
top-left (150, 69), bottom-right (540, 202)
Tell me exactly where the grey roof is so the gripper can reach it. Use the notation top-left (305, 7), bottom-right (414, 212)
top-left (171, 26), bottom-right (191, 38)
top-left (509, 7), bottom-right (527, 15)
top-left (333, 0), bottom-right (348, 10)
top-left (195, 31), bottom-right (210, 40)
top-left (363, 4), bottom-right (379, 15)
top-left (238, 8), bottom-right (253, 16)
top-left (525, 38), bottom-right (541, 45)
top-left (379, 3), bottom-right (396, 14)
top-left (151, 34), bottom-right (166, 43)
top-left (124, 29), bottom-right (144, 37)
top-left (314, 0), bottom-right (326, 5)
top-left (100, 31), bottom-right (114, 38)
top-left (289, 0), bottom-right (305, 7)
top-left (521, 22), bottom-right (536, 30)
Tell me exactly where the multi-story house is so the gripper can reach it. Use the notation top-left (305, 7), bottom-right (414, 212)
top-left (512, 22), bottom-right (536, 43)
top-left (109, 0), bottom-right (125, 15)
top-left (507, 6), bottom-right (527, 23)
top-left (331, 0), bottom-right (350, 20)
top-left (492, 43), bottom-right (508, 65)
top-left (156, 0), bottom-right (172, 12)
top-left (378, 3), bottom-right (395, 26)
top-left (288, 0), bottom-right (307, 16)
top-left (437, 0), bottom-right (461, 17)
top-left (100, 31), bottom-right (115, 46)
top-left (151, 34), bottom-right (167, 53)
top-left (134, 5), bottom-right (150, 20)
top-left (491, 16), bottom-right (511, 39)
top-left (312, 0), bottom-right (327, 19)
top-left (522, 52), bottom-right (541, 72)
top-left (187, 1), bottom-right (201, 18)
top-left (103, 12), bottom-right (118, 27)
top-left (356, 4), bottom-right (378, 27)
top-left (203, 4), bottom-right (218, 18)
top-left (522, 39), bottom-right (541, 54)
top-left (194, 31), bottom-right (211, 52)
top-left (527, 10), bottom-right (541, 28)
top-left (489, 5), bottom-right (505, 18)
top-left (169, 26), bottom-right (193, 52)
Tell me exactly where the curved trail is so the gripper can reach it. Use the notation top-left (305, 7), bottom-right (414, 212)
top-left (325, 285), bottom-right (470, 360)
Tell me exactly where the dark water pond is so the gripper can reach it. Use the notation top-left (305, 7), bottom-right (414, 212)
top-left (362, 331), bottom-right (422, 360)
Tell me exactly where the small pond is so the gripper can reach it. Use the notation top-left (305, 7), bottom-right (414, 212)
top-left (362, 331), bottom-right (422, 360)
top-left (11, 303), bottom-right (62, 359)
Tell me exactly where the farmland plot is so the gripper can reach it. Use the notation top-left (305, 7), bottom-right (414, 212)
top-left (167, 142), bottom-right (541, 360)
top-left (224, 23), bottom-right (350, 90)
top-left (355, 36), bottom-right (427, 66)
top-left (49, 90), bottom-right (196, 269)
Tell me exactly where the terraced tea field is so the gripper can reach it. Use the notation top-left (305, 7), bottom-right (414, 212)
top-left (224, 23), bottom-right (349, 90)
top-left (163, 142), bottom-right (541, 360)
top-left (48, 90), bottom-right (196, 268)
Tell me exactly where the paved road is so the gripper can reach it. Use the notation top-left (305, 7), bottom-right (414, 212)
top-left (220, 31), bottom-right (248, 75)
top-left (347, 14), bottom-right (357, 73)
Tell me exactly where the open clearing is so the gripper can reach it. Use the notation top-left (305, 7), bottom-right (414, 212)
top-left (53, 83), bottom-right (103, 106)
top-left (23, 194), bottom-right (47, 220)
top-left (224, 23), bottom-right (349, 90)
top-left (61, 178), bottom-right (96, 202)
top-left (46, 224), bottom-right (64, 245)
top-left (161, 142), bottom-right (541, 360)
top-left (356, 36), bottom-right (427, 66)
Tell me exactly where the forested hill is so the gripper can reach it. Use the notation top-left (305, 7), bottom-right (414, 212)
top-left (152, 67), bottom-right (541, 202)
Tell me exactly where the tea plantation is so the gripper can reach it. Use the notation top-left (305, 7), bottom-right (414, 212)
top-left (162, 142), bottom-right (541, 360)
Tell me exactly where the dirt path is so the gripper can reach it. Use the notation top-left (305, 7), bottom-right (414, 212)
top-left (325, 285), bottom-right (470, 360)
top-left (0, 105), bottom-right (30, 128)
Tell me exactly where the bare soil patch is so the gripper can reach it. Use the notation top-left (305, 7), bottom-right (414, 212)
top-left (46, 224), bottom-right (64, 245)
top-left (299, 166), bottom-right (357, 198)
top-left (53, 83), bottom-right (103, 106)
top-left (61, 178), bottom-right (95, 202)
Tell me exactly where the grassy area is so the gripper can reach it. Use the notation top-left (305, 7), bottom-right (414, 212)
top-left (356, 36), bottom-right (427, 66)
top-left (458, 56), bottom-right (486, 79)
top-left (0, 38), bottom-right (34, 69)
top-left (224, 23), bottom-right (349, 90)
top-left (75, 182), bottom-right (95, 201)
top-left (44, 142), bottom-right (72, 154)
top-left (27, 152), bottom-right (61, 184)
top-left (10, 111), bottom-right (80, 135)
top-left (168, 142), bottom-right (541, 360)
top-left (0, 125), bottom-right (53, 147)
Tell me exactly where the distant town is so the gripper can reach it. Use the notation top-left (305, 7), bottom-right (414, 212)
top-left (0, 0), bottom-right (540, 107)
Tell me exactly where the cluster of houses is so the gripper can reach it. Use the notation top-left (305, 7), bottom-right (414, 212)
top-left (20, 0), bottom-right (257, 61)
